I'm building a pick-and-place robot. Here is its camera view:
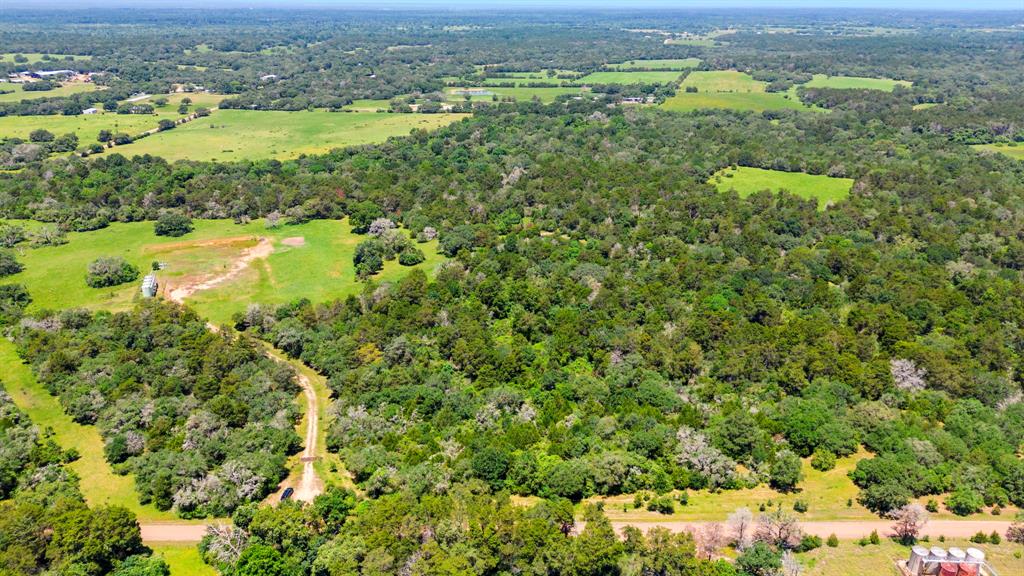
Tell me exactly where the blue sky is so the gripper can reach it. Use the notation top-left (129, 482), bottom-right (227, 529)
top-left (13, 0), bottom-right (1024, 9)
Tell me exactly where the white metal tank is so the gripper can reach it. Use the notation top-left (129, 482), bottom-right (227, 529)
top-left (909, 545), bottom-right (930, 574)
top-left (924, 547), bottom-right (947, 575)
top-left (965, 548), bottom-right (985, 564)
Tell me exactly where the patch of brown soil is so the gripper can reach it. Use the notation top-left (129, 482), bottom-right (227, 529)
top-left (281, 236), bottom-right (305, 247)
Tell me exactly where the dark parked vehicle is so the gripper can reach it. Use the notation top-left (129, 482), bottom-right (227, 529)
top-left (281, 487), bottom-right (294, 501)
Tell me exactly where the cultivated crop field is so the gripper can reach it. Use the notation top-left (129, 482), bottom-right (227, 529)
top-left (803, 74), bottom-right (912, 91)
top-left (0, 81), bottom-right (101, 103)
top-left (710, 166), bottom-right (854, 208)
top-left (579, 70), bottom-right (684, 84)
top-left (94, 109), bottom-right (469, 161)
top-left (608, 58), bottom-right (701, 70)
top-left (3, 218), bottom-right (446, 326)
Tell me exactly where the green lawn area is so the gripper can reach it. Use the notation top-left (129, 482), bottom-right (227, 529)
top-left (974, 143), bottom-right (1024, 160)
top-left (799, 538), bottom-right (1024, 576)
top-left (150, 543), bottom-right (216, 576)
top-left (0, 53), bottom-right (91, 64)
top-left (342, 98), bottom-right (393, 111)
top-left (0, 82), bottom-right (102, 103)
top-left (661, 70), bottom-right (822, 113)
top-left (0, 339), bottom-right (183, 522)
top-left (0, 111), bottom-right (161, 141)
top-left (445, 86), bottom-right (583, 103)
top-left (913, 102), bottom-right (940, 111)
top-left (803, 74), bottom-right (912, 91)
top-left (710, 166), bottom-right (853, 209)
top-left (608, 58), bottom-right (701, 70)
top-left (663, 91), bottom-right (810, 112)
top-left (3, 218), bottom-right (446, 326)
top-left (92, 110), bottom-right (468, 162)
top-left (596, 451), bottom-right (871, 522)
top-left (680, 70), bottom-right (765, 92)
top-left (579, 70), bottom-right (684, 84)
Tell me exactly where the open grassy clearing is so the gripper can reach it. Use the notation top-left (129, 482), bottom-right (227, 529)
top-left (974, 143), bottom-right (1024, 160)
top-left (579, 70), bottom-right (684, 84)
top-left (92, 110), bottom-right (468, 162)
top-left (662, 70), bottom-right (820, 113)
top-left (663, 91), bottom-right (810, 112)
top-left (913, 102), bottom-right (940, 111)
top-left (0, 81), bottom-right (101, 103)
top-left (710, 166), bottom-right (853, 209)
top-left (0, 112), bottom-right (159, 141)
top-left (3, 218), bottom-right (446, 326)
top-left (150, 543), bottom-right (216, 576)
top-left (799, 538), bottom-right (1024, 576)
top-left (0, 339), bottom-right (184, 522)
top-left (445, 86), bottom-right (583, 103)
top-left (0, 53), bottom-right (91, 64)
top-left (342, 98), bottom-right (393, 111)
top-left (803, 74), bottom-right (912, 91)
top-left (608, 58), bottom-right (701, 70)
top-left (590, 449), bottom-right (1012, 523)
top-left (143, 92), bottom-right (226, 110)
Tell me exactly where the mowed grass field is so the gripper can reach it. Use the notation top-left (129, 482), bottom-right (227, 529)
top-left (94, 110), bottom-right (468, 162)
top-left (0, 339), bottom-right (184, 522)
top-left (800, 538), bottom-right (1024, 576)
top-left (663, 70), bottom-right (816, 112)
top-left (150, 543), bottom-right (217, 576)
top-left (803, 74), bottom-right (912, 91)
top-left (446, 86), bottom-right (583, 103)
top-left (0, 53), bottom-right (91, 64)
top-left (0, 112), bottom-right (160, 141)
top-left (711, 166), bottom-right (853, 208)
top-left (579, 70), bottom-right (684, 84)
top-left (974, 143), bottom-right (1024, 160)
top-left (3, 218), bottom-right (446, 326)
top-left (0, 81), bottom-right (102, 103)
top-left (608, 58), bottom-right (701, 70)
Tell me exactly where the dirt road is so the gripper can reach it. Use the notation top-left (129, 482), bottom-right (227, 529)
top-left (163, 235), bottom-right (324, 501)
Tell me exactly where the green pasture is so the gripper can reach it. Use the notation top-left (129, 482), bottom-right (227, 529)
top-left (800, 538), bottom-right (1023, 576)
top-left (662, 91), bottom-right (809, 112)
top-left (579, 70), bottom-right (683, 84)
top-left (608, 58), bottom-right (701, 70)
top-left (912, 102), bottom-right (940, 110)
top-left (680, 70), bottom-right (764, 92)
top-left (0, 81), bottom-right (101, 103)
top-left (710, 166), bottom-right (853, 209)
top-left (3, 218), bottom-right (446, 326)
top-left (343, 98), bottom-right (393, 111)
top-left (150, 543), bottom-right (216, 576)
top-left (0, 53), bottom-right (91, 64)
top-left (0, 111), bottom-right (162, 141)
top-left (803, 74), bottom-right (911, 91)
top-left (92, 109), bottom-right (468, 162)
top-left (974, 143), bottom-right (1024, 160)
top-left (665, 37), bottom-right (716, 47)
top-left (445, 86), bottom-right (583, 103)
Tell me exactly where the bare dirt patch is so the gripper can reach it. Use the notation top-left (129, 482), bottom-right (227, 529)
top-left (281, 236), bottom-right (305, 247)
top-left (165, 237), bottom-right (273, 303)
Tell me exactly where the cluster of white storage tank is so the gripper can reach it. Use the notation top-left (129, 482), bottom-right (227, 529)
top-left (907, 546), bottom-right (991, 576)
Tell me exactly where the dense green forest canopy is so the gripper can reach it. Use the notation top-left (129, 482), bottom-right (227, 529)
top-left (0, 7), bottom-right (1023, 576)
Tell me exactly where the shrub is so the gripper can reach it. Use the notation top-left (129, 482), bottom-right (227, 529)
top-left (827, 533), bottom-right (839, 547)
top-left (154, 212), bottom-right (194, 237)
top-left (810, 449), bottom-right (836, 472)
top-left (869, 530), bottom-right (880, 545)
top-left (797, 534), bottom-right (822, 552)
top-left (0, 251), bottom-right (23, 277)
top-left (970, 531), bottom-right (989, 544)
top-left (793, 499), bottom-right (808, 513)
top-left (398, 247), bottom-right (426, 266)
top-left (646, 495), bottom-right (675, 515)
top-left (769, 450), bottom-right (803, 492)
top-left (990, 530), bottom-right (1001, 544)
top-left (926, 499), bottom-right (939, 513)
top-left (677, 491), bottom-right (689, 506)
top-left (86, 257), bottom-right (139, 288)
top-left (947, 487), bottom-right (985, 516)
